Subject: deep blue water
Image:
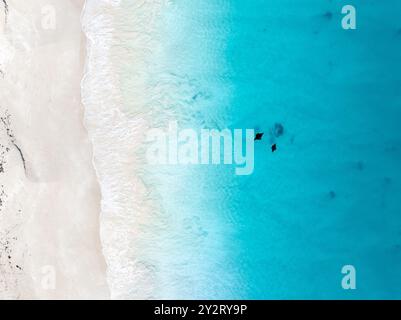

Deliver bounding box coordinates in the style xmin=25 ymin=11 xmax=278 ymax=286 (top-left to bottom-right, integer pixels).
xmin=221 ymin=0 xmax=401 ymax=299
xmin=133 ymin=0 xmax=401 ymax=299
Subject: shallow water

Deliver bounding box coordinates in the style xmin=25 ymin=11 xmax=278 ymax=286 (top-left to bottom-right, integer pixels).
xmin=84 ymin=0 xmax=401 ymax=299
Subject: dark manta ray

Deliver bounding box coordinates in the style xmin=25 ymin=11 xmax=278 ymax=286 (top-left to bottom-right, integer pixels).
xmin=255 ymin=132 xmax=264 ymax=141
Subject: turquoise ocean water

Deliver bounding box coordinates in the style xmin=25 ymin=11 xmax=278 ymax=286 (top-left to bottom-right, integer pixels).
xmin=91 ymin=0 xmax=401 ymax=299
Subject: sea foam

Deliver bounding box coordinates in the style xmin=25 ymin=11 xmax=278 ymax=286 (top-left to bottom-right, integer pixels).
xmin=82 ymin=0 xmax=240 ymax=299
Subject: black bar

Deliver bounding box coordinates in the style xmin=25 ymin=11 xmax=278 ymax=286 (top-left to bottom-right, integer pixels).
xmin=1 ymin=300 xmax=400 ymax=318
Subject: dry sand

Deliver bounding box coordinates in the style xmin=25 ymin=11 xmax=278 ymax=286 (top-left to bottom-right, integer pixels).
xmin=0 ymin=0 xmax=109 ymax=299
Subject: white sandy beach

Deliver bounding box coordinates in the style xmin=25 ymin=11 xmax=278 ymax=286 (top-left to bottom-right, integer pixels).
xmin=0 ymin=0 xmax=109 ymax=299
